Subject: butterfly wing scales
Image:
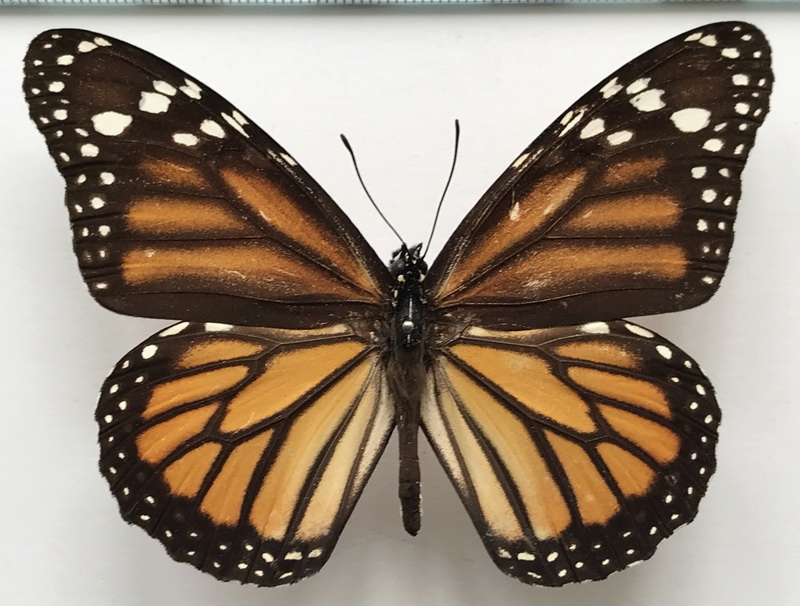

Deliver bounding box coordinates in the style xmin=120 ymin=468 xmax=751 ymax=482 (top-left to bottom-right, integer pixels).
xmin=428 ymin=22 xmax=772 ymax=330
xmin=98 ymin=322 xmax=394 ymax=585
xmin=23 ymin=30 xmax=390 ymax=329
xmin=423 ymin=320 xmax=718 ymax=585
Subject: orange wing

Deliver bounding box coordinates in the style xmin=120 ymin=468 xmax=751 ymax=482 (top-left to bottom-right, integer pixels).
xmin=97 ymin=321 xmax=393 ymax=586
xmin=23 ymin=30 xmax=390 ymax=328
xmin=428 ymin=22 xmax=772 ymax=330
xmin=422 ymin=320 xmax=718 ymax=585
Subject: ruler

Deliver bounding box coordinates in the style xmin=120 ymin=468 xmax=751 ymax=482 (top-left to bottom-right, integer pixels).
xmin=1 ymin=0 xmax=794 ymax=5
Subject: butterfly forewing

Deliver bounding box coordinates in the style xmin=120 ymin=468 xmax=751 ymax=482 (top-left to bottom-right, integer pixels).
xmin=428 ymin=22 xmax=772 ymax=330
xmin=423 ymin=321 xmax=718 ymax=585
xmin=97 ymin=321 xmax=394 ymax=586
xmin=23 ymin=30 xmax=391 ymax=329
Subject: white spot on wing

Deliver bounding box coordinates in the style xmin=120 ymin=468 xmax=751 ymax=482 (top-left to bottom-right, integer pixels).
xmin=180 ymin=78 xmax=202 ymax=99
xmin=607 ymin=130 xmax=633 ymax=146
xmin=200 ymin=119 xmax=226 ymax=138
xmin=141 ymin=344 xmax=158 ymax=359
xmin=630 ymin=89 xmax=665 ymax=112
xmin=139 ymin=92 xmax=171 ymax=114
xmin=696 ymin=384 xmax=707 ymax=396
xmin=699 ymin=35 xmax=717 ymax=47
xmin=559 ymin=108 xmax=586 ymax=136
xmin=57 ymin=54 xmax=74 ymax=65
xmin=581 ymin=322 xmax=610 ymax=334
xmin=579 ymin=118 xmax=605 ymax=139
xmin=222 ymin=112 xmax=249 ymax=138
xmin=92 ymin=111 xmax=133 ymax=136
xmin=670 ymin=108 xmax=711 ymax=133
xmin=173 ymin=133 xmax=199 ymax=147
xmin=80 ymin=143 xmax=99 ymax=157
xmin=656 ymin=345 xmax=673 ymax=360
xmin=626 ymin=78 xmax=650 ymax=95
xmin=160 ymin=322 xmax=189 ymax=337
xmin=151 ymin=80 xmax=177 ymax=97
xmin=625 ymin=323 xmax=654 ymax=338
xmin=78 ymin=40 xmax=97 ymax=53
xmin=511 ymin=152 xmax=529 ymax=169
xmin=599 ymin=77 xmax=622 ymax=99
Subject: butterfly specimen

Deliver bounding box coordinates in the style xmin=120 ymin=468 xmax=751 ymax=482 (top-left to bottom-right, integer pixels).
xmin=23 ymin=22 xmax=771 ymax=587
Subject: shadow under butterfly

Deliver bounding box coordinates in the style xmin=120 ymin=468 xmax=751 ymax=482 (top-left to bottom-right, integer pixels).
xmin=22 ymin=22 xmax=772 ymax=587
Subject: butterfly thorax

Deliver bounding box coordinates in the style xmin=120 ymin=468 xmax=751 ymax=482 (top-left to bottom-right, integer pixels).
xmin=389 ymin=243 xmax=428 ymax=350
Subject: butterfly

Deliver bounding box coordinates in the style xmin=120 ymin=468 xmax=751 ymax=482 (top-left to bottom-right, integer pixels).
xmin=23 ymin=22 xmax=771 ymax=587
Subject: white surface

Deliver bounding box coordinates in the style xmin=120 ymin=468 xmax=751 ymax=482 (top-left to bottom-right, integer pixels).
xmin=2 ymin=7 xmax=799 ymax=606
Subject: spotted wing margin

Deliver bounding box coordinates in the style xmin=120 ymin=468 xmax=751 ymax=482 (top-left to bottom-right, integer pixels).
xmin=23 ymin=30 xmax=390 ymax=329
xmin=428 ymin=22 xmax=772 ymax=330
xmin=422 ymin=321 xmax=718 ymax=586
xmin=96 ymin=321 xmax=394 ymax=586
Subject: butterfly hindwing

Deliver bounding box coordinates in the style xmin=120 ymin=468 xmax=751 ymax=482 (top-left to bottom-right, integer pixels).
xmin=423 ymin=320 xmax=718 ymax=586
xmin=428 ymin=22 xmax=772 ymax=330
xmin=23 ymin=30 xmax=390 ymax=329
xmin=97 ymin=321 xmax=394 ymax=586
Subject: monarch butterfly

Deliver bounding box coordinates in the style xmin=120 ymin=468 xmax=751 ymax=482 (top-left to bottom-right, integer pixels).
xmin=23 ymin=22 xmax=771 ymax=587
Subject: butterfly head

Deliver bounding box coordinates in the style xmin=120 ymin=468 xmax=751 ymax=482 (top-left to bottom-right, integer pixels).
xmin=389 ymin=243 xmax=428 ymax=286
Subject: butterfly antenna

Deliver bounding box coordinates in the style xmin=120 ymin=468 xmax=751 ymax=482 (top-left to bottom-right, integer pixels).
xmin=341 ymin=134 xmax=406 ymax=247
xmin=422 ymin=119 xmax=460 ymax=259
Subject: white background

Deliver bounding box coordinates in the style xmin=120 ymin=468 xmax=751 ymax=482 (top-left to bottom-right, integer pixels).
xmin=1 ymin=5 xmax=799 ymax=606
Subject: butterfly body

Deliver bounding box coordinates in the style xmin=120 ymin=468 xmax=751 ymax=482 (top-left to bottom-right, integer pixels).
xmin=387 ymin=243 xmax=428 ymax=534
xmin=24 ymin=23 xmax=772 ymax=587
